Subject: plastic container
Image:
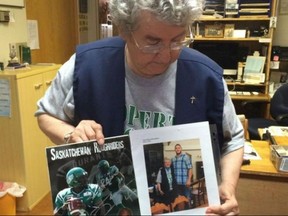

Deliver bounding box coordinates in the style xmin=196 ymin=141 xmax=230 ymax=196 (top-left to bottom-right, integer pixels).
xmin=0 ymin=182 xmax=26 ymax=215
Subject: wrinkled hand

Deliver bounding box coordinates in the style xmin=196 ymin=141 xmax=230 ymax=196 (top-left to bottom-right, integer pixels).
xmin=206 ymin=184 xmax=239 ymax=215
xmin=68 ymin=120 xmax=105 ymax=145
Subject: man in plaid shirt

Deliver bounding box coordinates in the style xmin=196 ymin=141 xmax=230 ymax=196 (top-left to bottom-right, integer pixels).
xmin=171 ymin=144 xmax=193 ymax=209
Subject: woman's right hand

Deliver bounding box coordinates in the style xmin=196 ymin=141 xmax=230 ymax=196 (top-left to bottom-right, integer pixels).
xmin=67 ymin=120 xmax=105 ymax=145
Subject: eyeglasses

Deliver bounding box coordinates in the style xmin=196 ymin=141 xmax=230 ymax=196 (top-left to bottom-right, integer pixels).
xmin=131 ymin=26 xmax=194 ymax=54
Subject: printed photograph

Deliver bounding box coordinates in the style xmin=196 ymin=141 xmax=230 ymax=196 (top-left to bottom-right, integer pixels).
xmin=46 ymin=135 xmax=140 ymax=215
xmin=144 ymin=139 xmax=207 ymax=215
xmin=130 ymin=122 xmax=221 ymax=215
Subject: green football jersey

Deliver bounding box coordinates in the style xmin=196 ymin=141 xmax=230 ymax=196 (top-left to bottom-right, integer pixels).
xmin=54 ymin=184 xmax=102 ymax=215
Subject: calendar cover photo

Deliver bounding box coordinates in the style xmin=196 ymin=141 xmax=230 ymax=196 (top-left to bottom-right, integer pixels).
xmin=46 ymin=135 xmax=140 ymax=215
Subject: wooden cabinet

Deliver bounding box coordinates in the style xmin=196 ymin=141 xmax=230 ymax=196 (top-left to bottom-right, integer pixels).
xmin=190 ymin=0 xmax=278 ymax=118
xmin=0 ymin=65 xmax=61 ymax=211
xmin=25 ymin=0 xmax=78 ymax=64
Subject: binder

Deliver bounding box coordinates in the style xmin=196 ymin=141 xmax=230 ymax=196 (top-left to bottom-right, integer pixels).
xmin=19 ymin=46 xmax=31 ymax=64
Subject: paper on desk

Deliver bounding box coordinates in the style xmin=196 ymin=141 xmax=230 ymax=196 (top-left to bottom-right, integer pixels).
xmin=268 ymin=126 xmax=288 ymax=136
xmin=244 ymin=141 xmax=261 ymax=160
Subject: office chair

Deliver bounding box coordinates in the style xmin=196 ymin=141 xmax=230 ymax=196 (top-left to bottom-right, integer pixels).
xmin=247 ymin=83 xmax=288 ymax=140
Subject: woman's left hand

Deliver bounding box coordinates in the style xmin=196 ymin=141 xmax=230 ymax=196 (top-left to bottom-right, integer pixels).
xmin=205 ymin=184 xmax=239 ymax=215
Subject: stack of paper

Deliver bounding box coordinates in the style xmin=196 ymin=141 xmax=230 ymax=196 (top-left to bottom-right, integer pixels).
xmin=243 ymin=55 xmax=266 ymax=83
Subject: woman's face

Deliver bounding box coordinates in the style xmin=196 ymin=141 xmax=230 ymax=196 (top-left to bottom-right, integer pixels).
xmin=123 ymin=11 xmax=187 ymax=78
xmin=164 ymin=159 xmax=171 ymax=168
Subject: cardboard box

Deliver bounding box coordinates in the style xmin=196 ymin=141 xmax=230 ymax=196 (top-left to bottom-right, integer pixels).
xmin=0 ymin=194 xmax=16 ymax=215
xmin=270 ymin=145 xmax=288 ymax=172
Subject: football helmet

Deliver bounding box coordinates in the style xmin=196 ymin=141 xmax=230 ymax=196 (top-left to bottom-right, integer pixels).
xmin=98 ymin=160 xmax=110 ymax=173
xmin=66 ymin=167 xmax=88 ymax=188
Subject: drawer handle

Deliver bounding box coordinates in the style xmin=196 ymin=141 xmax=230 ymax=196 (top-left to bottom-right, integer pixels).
xmin=46 ymin=81 xmax=52 ymax=86
xmin=34 ymin=83 xmax=43 ymax=89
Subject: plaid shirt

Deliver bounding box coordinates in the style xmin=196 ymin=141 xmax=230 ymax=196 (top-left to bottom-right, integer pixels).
xmin=171 ymin=153 xmax=192 ymax=185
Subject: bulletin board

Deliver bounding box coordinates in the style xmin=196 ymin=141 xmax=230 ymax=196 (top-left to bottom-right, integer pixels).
xmin=0 ymin=0 xmax=25 ymax=7
xmin=279 ymin=0 xmax=288 ymax=15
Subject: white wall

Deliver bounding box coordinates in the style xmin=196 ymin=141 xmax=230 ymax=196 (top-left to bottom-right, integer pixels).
xmin=0 ymin=1 xmax=99 ymax=68
xmin=78 ymin=0 xmax=100 ymax=44
xmin=273 ymin=0 xmax=288 ymax=46
xmin=0 ymin=7 xmax=27 ymax=66
xmin=273 ymin=14 xmax=288 ymax=46
xmin=271 ymin=2 xmax=288 ymax=85
xmin=87 ymin=0 xmax=100 ymax=43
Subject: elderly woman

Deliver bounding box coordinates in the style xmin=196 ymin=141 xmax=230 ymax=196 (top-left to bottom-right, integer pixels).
xmin=36 ymin=1 xmax=244 ymax=215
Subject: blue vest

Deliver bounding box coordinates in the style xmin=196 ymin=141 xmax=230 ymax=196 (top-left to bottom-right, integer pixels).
xmin=74 ymin=37 xmax=224 ymax=148
xmin=159 ymin=166 xmax=177 ymax=194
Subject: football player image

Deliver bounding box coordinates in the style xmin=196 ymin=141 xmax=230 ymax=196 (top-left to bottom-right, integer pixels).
xmin=95 ymin=160 xmax=138 ymax=213
xmin=117 ymin=207 xmax=133 ymax=216
xmin=54 ymin=167 xmax=105 ymax=216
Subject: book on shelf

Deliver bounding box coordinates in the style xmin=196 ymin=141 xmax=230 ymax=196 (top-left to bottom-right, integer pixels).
xmin=240 ymin=3 xmax=270 ymax=7
xmin=239 ymin=0 xmax=270 ymax=3
xmin=46 ymin=122 xmax=221 ymax=215
xmin=19 ymin=45 xmax=31 ymax=64
xmin=225 ymin=3 xmax=239 ymax=17
xmin=204 ymin=0 xmax=225 ymax=15
xmin=238 ymin=0 xmax=271 ymax=17
xmin=239 ymin=14 xmax=269 ymax=18
xmin=239 ymin=8 xmax=270 ymax=12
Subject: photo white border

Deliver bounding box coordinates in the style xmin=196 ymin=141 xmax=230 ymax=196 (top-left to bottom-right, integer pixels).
xmin=130 ymin=121 xmax=220 ymax=215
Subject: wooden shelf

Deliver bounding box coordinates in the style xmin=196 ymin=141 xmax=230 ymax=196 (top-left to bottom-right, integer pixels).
xmin=226 ymin=82 xmax=268 ymax=87
xmin=194 ymin=37 xmax=272 ymax=42
xmin=190 ymin=0 xmax=279 ymax=118
xmin=198 ymin=17 xmax=271 ymax=22
xmin=230 ymin=93 xmax=270 ymax=101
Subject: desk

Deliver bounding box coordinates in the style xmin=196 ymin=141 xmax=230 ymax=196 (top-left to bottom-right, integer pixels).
xmin=237 ymin=140 xmax=288 ymax=215
xmin=258 ymin=128 xmax=288 ymax=145
xmin=274 ymin=136 xmax=288 ymax=145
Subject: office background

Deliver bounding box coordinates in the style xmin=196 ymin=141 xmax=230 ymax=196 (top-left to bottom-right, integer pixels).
xmin=0 ymin=1 xmax=287 ymax=67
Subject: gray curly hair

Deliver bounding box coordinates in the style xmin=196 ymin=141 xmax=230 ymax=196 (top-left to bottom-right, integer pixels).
xmin=109 ymin=0 xmax=203 ymax=34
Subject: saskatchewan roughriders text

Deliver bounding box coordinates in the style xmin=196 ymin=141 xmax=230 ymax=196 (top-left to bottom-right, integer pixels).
xmin=49 ymin=140 xmax=125 ymax=161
